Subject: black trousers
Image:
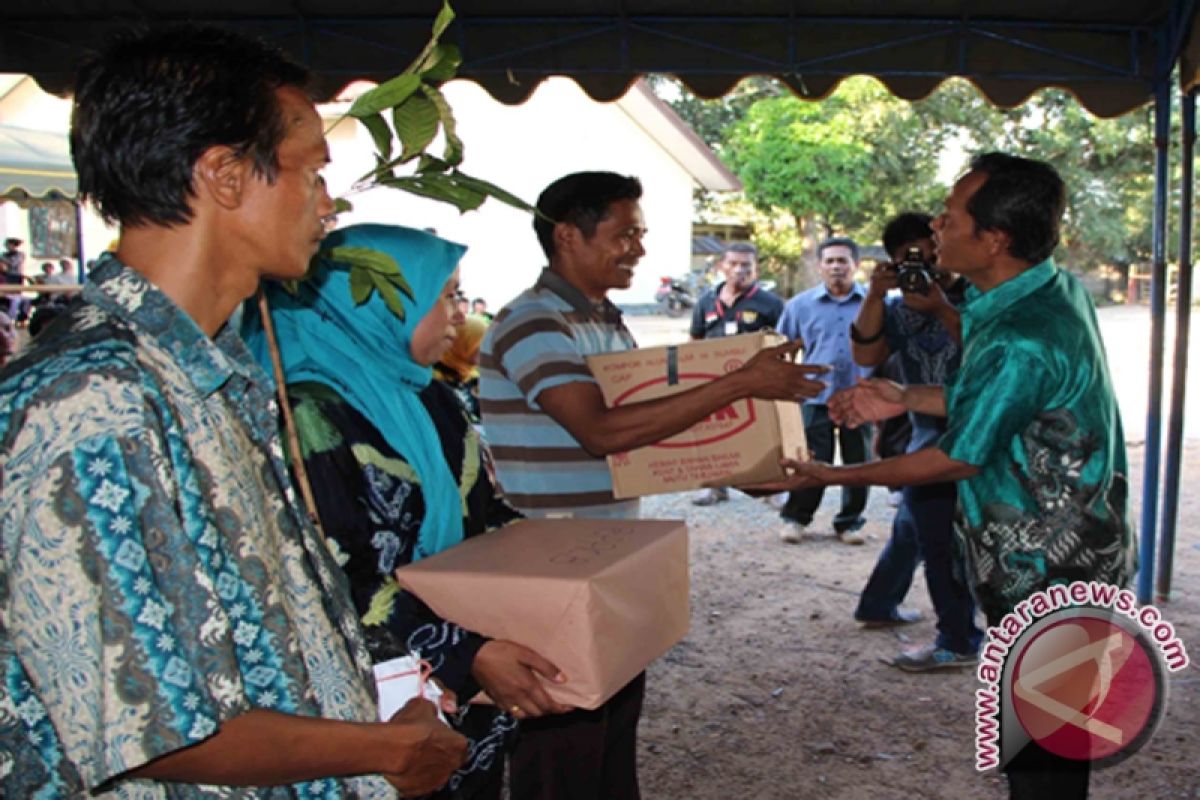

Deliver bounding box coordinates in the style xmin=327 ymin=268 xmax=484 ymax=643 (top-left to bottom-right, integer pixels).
xmin=781 ymin=404 xmax=871 ymax=532
xmin=509 ymin=672 xmax=645 ymax=800
xmin=982 ymin=609 xmax=1091 ymax=799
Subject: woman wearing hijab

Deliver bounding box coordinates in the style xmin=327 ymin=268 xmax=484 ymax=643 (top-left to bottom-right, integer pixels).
xmin=244 ymin=224 xmax=570 ymax=799
xmin=435 ymin=313 xmax=488 ymax=422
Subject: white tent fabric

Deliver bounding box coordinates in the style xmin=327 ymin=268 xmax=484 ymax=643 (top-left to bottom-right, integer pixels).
xmin=0 ymin=125 xmax=75 ymax=201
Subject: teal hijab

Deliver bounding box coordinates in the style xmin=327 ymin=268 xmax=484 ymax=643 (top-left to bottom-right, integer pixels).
xmin=244 ymin=223 xmax=467 ymax=561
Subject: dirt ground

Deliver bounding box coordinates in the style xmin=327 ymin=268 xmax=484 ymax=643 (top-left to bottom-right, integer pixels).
xmin=626 ymin=311 xmax=1200 ymax=800
xmin=635 ymin=444 xmax=1199 ymax=800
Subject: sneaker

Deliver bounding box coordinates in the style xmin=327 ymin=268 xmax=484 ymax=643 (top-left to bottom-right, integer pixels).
xmin=692 ymin=487 xmax=729 ymax=507
xmin=858 ymin=608 xmax=923 ymax=629
xmin=890 ymin=644 xmax=979 ymax=673
xmin=836 ymin=529 xmax=866 ymax=545
xmin=779 ymin=522 xmax=805 ymax=544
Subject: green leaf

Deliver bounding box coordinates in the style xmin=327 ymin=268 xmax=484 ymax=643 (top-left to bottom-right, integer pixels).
xmin=407 ymin=0 xmax=456 ymax=75
xmin=431 ymin=0 xmax=455 ymax=40
xmin=380 ymin=175 xmax=486 ymax=213
xmin=421 ymin=84 xmax=463 ymax=166
xmin=417 ymin=154 xmax=451 ymax=173
xmin=394 ymin=93 xmax=440 ymax=162
xmin=444 ymin=171 xmax=537 ymax=213
xmin=380 ymin=267 xmax=415 ymax=303
xmin=371 ymin=273 xmax=408 ymax=320
xmin=359 ymin=113 xmax=394 ymax=162
xmin=422 ymin=43 xmax=462 ymax=83
xmin=333 ymin=197 xmax=354 ymax=214
xmin=328 ymin=246 xmax=402 ymax=278
xmin=349 ymin=74 xmax=421 ymax=118
xmin=348 ymin=265 xmax=373 ymax=305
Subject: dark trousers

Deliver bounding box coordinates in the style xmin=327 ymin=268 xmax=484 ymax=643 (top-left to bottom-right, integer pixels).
xmin=509 ymin=672 xmax=644 ymax=800
xmin=1004 ymin=742 xmax=1091 ymax=800
xmin=980 ymin=609 xmax=1091 ymax=799
xmin=781 ymin=404 xmax=870 ymax=532
xmin=854 ymin=482 xmax=983 ymax=653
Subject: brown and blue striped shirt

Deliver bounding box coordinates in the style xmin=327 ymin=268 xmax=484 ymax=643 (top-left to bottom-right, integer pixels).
xmin=479 ymin=269 xmax=639 ymax=518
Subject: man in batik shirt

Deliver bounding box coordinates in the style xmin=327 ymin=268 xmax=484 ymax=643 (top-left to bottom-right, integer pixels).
xmin=756 ymin=153 xmax=1134 ymax=799
xmin=0 ymin=25 xmax=465 ymax=798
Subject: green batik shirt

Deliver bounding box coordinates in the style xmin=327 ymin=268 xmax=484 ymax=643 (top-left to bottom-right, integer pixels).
xmin=938 ymin=259 xmax=1136 ymax=620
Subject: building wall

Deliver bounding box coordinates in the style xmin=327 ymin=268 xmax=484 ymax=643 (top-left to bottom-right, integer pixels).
xmin=326 ymin=78 xmax=697 ymax=308
xmin=2 ymin=75 xmax=701 ymax=305
xmin=0 ymin=78 xmax=115 ymax=274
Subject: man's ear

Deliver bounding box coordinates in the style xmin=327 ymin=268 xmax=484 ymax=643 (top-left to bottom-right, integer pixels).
xmin=981 ymin=227 xmax=1011 ymax=258
xmin=193 ymin=145 xmax=247 ymax=210
xmin=553 ymin=221 xmax=579 ymax=254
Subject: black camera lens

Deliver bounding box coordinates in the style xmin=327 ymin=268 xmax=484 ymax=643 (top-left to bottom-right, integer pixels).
xmin=895 ymin=247 xmax=933 ymax=294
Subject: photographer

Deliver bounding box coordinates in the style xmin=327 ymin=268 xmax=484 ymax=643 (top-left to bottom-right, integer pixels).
xmin=848 ymin=213 xmax=982 ymax=670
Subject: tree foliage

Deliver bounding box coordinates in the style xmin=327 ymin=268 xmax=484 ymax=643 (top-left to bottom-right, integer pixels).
xmin=655 ymin=73 xmax=1190 ymax=290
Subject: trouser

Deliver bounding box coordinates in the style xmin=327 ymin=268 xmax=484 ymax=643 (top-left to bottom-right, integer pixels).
xmin=980 ymin=607 xmax=1091 ymax=799
xmin=1004 ymin=741 xmax=1091 ymax=799
xmin=854 ymin=483 xmax=983 ymax=653
xmin=781 ymin=404 xmax=870 ymax=532
xmin=509 ymin=672 xmax=645 ymax=800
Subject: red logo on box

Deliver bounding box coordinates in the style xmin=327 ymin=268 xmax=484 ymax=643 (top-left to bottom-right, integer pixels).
xmin=613 ymin=373 xmax=757 ymax=448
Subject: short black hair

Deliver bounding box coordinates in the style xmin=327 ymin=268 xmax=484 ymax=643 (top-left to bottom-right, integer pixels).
xmin=966 ymin=152 xmax=1065 ymax=264
xmin=882 ymin=213 xmax=934 ymax=261
xmin=817 ymin=236 xmax=859 ymax=262
xmin=4 ymin=238 xmax=20 ymax=247
xmin=71 ymin=25 xmax=310 ymax=228
xmin=533 ymin=172 xmax=643 ymax=259
xmin=723 ymin=242 xmax=758 ymax=260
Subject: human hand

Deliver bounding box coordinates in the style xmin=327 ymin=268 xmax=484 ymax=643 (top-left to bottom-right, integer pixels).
xmin=738 ymin=340 xmax=829 ymax=401
xmin=471 ymin=640 xmax=574 ymax=719
xmin=828 ymin=378 xmax=907 ymax=428
xmin=867 ymin=262 xmax=898 ymax=299
xmin=901 ymin=278 xmax=950 ymax=315
xmin=739 ymin=451 xmax=837 ymax=493
xmin=381 ymin=698 xmax=468 ymax=796
xmin=429 ymin=678 xmax=458 ymax=717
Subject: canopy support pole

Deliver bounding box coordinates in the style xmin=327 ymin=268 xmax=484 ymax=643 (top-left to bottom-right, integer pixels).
xmin=1157 ymin=87 xmax=1196 ymax=603
xmin=73 ymin=200 xmax=85 ymax=282
xmin=1138 ymin=74 xmax=1171 ymax=605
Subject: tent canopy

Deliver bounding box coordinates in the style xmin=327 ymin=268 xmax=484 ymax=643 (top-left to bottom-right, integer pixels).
xmin=1 ymin=2 xmax=1197 ymax=118
xmin=0 ymin=125 xmax=75 ymax=201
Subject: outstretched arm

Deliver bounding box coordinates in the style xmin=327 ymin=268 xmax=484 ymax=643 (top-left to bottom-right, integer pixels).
xmin=124 ymin=704 xmax=466 ymax=796
xmin=743 ymin=446 xmax=977 ymax=495
xmin=829 ymin=378 xmax=946 ymax=429
xmin=537 ymin=340 xmax=828 ymax=456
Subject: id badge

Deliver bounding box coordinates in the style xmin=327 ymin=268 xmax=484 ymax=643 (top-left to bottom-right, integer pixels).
xmin=724 ymin=320 xmax=738 ymax=336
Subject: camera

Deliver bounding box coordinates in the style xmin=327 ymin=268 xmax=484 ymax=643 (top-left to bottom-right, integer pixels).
xmin=894 ymin=246 xmax=935 ymax=295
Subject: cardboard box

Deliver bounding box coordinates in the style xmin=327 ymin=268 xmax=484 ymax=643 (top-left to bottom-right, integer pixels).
xmin=586 ymin=331 xmax=807 ymax=499
xmin=395 ymin=518 xmax=689 ymax=710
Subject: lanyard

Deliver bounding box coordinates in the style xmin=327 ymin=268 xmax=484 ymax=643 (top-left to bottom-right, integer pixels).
xmin=714 ymin=283 xmax=758 ymax=318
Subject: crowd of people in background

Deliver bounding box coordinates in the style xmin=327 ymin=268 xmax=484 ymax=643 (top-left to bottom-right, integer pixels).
xmin=0 ymin=21 xmax=1134 ymax=800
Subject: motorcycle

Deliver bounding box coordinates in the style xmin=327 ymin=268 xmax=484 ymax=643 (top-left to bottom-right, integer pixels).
xmin=654 ymin=275 xmax=695 ymax=317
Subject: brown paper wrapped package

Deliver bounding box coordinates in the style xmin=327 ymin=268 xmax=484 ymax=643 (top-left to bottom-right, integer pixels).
xmin=586 ymin=331 xmax=807 ymax=499
xmin=394 ymin=518 xmax=689 ymax=710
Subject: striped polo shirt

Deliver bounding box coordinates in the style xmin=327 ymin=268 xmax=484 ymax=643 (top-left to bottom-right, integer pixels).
xmin=479 ymin=268 xmax=640 ymax=518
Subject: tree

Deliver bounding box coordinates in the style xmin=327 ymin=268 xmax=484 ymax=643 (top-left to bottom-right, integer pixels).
xmin=655 ymin=72 xmax=1190 ymax=298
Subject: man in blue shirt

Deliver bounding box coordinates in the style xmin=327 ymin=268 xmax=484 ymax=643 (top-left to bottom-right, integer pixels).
xmin=689 ymin=242 xmax=784 ymax=506
xmin=776 ymin=237 xmax=874 ymax=545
